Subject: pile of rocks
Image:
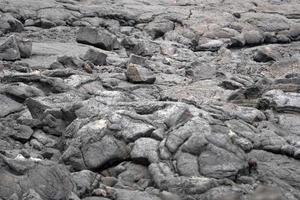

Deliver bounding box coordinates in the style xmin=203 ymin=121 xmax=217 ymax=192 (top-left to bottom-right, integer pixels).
xmin=1 ymin=0 xmax=300 ymax=200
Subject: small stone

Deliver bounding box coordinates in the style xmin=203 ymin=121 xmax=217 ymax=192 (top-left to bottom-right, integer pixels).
xmin=84 ymin=63 xmax=93 ymax=74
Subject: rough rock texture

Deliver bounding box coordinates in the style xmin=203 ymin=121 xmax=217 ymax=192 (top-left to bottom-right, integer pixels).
xmin=0 ymin=0 xmax=300 ymax=200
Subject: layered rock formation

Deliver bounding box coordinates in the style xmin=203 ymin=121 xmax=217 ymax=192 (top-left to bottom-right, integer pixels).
xmin=1 ymin=0 xmax=300 ymax=200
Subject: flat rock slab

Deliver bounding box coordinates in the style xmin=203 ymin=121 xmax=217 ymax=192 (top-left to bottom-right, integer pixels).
xmin=161 ymin=80 xmax=233 ymax=105
xmin=0 ymin=94 xmax=23 ymax=117
xmin=18 ymin=42 xmax=110 ymax=68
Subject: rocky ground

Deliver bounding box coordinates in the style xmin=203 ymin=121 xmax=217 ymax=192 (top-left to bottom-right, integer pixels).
xmin=1 ymin=0 xmax=300 ymax=199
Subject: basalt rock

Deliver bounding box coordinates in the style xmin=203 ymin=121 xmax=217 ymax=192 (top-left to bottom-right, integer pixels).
xmin=1 ymin=0 xmax=300 ymax=199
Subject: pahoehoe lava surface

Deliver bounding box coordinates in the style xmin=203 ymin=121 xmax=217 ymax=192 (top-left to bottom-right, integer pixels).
xmin=1 ymin=0 xmax=300 ymax=199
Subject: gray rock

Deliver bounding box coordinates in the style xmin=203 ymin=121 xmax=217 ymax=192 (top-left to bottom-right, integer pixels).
xmin=113 ymin=189 xmax=161 ymax=200
xmin=71 ymin=170 xmax=98 ymax=197
xmin=251 ymin=186 xmax=285 ymax=200
xmin=81 ymin=48 xmax=107 ymax=66
xmin=0 ymin=94 xmax=23 ymax=117
xmin=61 ymin=145 xmax=87 ymax=171
xmin=196 ymin=39 xmax=224 ymax=52
xmin=125 ymin=63 xmax=156 ymax=84
xmin=253 ymin=46 xmax=282 ymax=62
xmin=199 ymin=186 xmax=243 ymax=200
xmin=160 ymin=191 xmax=181 ymax=200
xmin=129 ymin=54 xmax=147 ymax=66
xmin=0 ymin=14 xmax=23 ymax=34
xmin=198 ymin=144 xmax=246 ymax=179
xmin=57 ymin=56 xmax=84 ymax=69
xmin=76 ymin=27 xmax=119 ymax=51
xmin=243 ymin=31 xmax=264 ymax=45
xmin=166 ymin=117 xmax=207 ymax=153
xmin=263 ymin=90 xmax=300 ymax=113
xmin=2 ymin=83 xmax=45 ymax=101
xmin=176 ymin=152 xmax=200 ymax=177
xmin=82 ymin=197 xmax=110 ymax=200
xmin=8 ymin=124 xmax=33 ymax=142
xmin=0 ymin=35 xmax=20 ymax=61
xmin=82 ymin=135 xmax=129 ymax=169
xmin=230 ymin=34 xmax=246 ymax=47
xmin=17 ymin=37 xmax=32 ymax=58
xmin=145 ymin=19 xmax=174 ymax=39
xmin=131 ymin=137 xmax=160 ymax=163
xmin=132 ymin=41 xmax=159 ymax=56
xmin=116 ymin=162 xmax=151 ymax=189
xmin=0 ymin=35 xmax=32 ymax=61
xmin=149 ymin=162 xmax=220 ymax=195
xmin=249 ymin=150 xmax=300 ymax=199
xmin=22 ymin=189 xmax=43 ymax=200
xmin=0 ymin=155 xmax=75 ymax=200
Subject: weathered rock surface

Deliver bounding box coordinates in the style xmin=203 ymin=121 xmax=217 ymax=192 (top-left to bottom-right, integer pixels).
xmin=76 ymin=27 xmax=119 ymax=51
xmin=1 ymin=0 xmax=300 ymax=199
